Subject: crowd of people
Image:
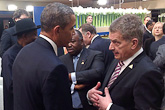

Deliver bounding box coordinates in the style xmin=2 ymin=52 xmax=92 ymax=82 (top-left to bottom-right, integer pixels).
xmin=0 ymin=2 xmax=164 ymax=110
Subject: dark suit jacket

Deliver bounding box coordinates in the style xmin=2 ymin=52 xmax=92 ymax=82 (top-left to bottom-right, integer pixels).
xmin=100 ymin=52 xmax=164 ymax=110
xmin=13 ymin=37 xmax=73 ymax=110
xmin=0 ymin=26 xmax=17 ymax=57
xmin=60 ymin=48 xmax=104 ymax=110
xmin=89 ymin=36 xmax=114 ymax=78
xmin=2 ymin=42 xmax=22 ymax=110
xmin=143 ymin=30 xmax=154 ymax=45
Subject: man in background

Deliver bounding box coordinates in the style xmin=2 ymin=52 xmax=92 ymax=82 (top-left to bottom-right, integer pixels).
xmin=13 ymin=2 xmax=75 ymax=110
xmin=2 ymin=18 xmax=39 ymax=110
xmin=60 ymin=30 xmax=104 ymax=110
xmin=0 ymin=9 xmax=30 ymax=57
xmin=143 ymin=16 xmax=151 ymax=32
xmin=79 ymin=24 xmax=114 ymax=77
xmin=88 ymin=14 xmax=164 ymax=110
xmin=143 ymin=20 xmax=155 ymax=44
xmin=86 ymin=15 xmax=96 ymax=30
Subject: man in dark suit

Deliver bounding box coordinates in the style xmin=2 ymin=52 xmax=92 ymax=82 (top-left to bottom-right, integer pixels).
xmin=87 ymin=14 xmax=164 ymax=110
xmin=2 ymin=18 xmax=39 ymax=110
xmin=0 ymin=9 xmax=30 ymax=57
xmin=143 ymin=20 xmax=155 ymax=44
xmin=13 ymin=2 xmax=76 ymax=110
xmin=60 ymin=30 xmax=104 ymax=110
xmin=79 ymin=23 xmax=114 ymax=76
xmin=143 ymin=16 xmax=151 ymax=32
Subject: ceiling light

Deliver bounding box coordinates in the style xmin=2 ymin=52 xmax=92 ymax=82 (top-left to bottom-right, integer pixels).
xmin=26 ymin=5 xmax=34 ymax=11
xmin=8 ymin=4 xmax=17 ymax=11
xmin=69 ymin=0 xmax=72 ymax=1
xmin=26 ymin=5 xmax=34 ymax=12
xmin=97 ymin=0 xmax=107 ymax=5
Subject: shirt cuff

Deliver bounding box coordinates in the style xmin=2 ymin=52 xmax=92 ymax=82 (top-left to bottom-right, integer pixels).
xmin=86 ymin=91 xmax=93 ymax=105
xmin=106 ymin=103 xmax=113 ymax=110
xmin=71 ymin=72 xmax=77 ymax=84
xmin=70 ymin=83 xmax=75 ymax=94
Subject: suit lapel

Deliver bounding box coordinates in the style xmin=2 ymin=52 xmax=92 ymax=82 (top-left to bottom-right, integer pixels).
xmin=65 ymin=54 xmax=74 ymax=73
xmin=109 ymin=52 xmax=146 ymax=90
xmin=76 ymin=48 xmax=88 ymax=71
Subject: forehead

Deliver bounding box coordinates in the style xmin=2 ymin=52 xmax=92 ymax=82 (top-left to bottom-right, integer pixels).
xmin=154 ymin=23 xmax=163 ymax=27
xmin=87 ymin=16 xmax=92 ymax=19
xmin=145 ymin=17 xmax=151 ymax=21
xmin=109 ymin=32 xmax=123 ymax=40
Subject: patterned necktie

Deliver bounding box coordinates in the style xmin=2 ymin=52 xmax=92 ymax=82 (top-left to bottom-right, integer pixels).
xmin=72 ymin=56 xmax=83 ymax=108
xmin=107 ymin=61 xmax=124 ymax=88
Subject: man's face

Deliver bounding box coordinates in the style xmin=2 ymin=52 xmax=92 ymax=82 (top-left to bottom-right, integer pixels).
xmin=15 ymin=14 xmax=30 ymax=22
xmin=67 ymin=31 xmax=83 ymax=56
xmin=153 ymin=23 xmax=163 ymax=37
xmin=59 ymin=14 xmax=76 ymax=47
xmin=86 ymin=16 xmax=93 ymax=24
xmin=79 ymin=28 xmax=91 ymax=46
xmin=148 ymin=22 xmax=155 ymax=31
xmin=144 ymin=17 xmax=151 ymax=25
xmin=109 ymin=32 xmax=134 ymax=61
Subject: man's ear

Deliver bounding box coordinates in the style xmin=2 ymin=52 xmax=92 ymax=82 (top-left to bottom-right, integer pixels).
xmin=86 ymin=31 xmax=91 ymax=38
xmin=131 ymin=38 xmax=138 ymax=49
xmin=53 ymin=25 xmax=60 ymax=36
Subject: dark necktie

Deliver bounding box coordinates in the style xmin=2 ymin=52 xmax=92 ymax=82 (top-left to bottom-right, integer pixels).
xmin=107 ymin=61 xmax=124 ymax=88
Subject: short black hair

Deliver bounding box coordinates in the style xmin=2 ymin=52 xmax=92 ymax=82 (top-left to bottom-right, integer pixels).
xmin=146 ymin=20 xmax=154 ymax=28
xmin=41 ymin=2 xmax=75 ymax=32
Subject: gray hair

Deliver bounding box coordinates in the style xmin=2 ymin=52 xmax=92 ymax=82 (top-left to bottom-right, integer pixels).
xmin=40 ymin=2 xmax=75 ymax=32
xmin=13 ymin=9 xmax=30 ymax=22
xmin=109 ymin=14 xmax=144 ymax=47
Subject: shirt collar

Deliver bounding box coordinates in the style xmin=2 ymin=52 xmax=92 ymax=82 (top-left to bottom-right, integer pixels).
xmin=91 ymin=34 xmax=99 ymax=44
xmin=146 ymin=28 xmax=151 ymax=33
xmin=39 ymin=34 xmax=58 ymax=55
xmin=122 ymin=48 xmax=143 ymax=67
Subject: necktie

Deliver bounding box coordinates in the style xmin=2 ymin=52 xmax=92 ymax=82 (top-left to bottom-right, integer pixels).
xmin=107 ymin=61 xmax=124 ymax=88
xmin=72 ymin=56 xmax=83 ymax=108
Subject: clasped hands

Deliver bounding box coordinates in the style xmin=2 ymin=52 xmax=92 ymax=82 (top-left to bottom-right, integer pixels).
xmin=87 ymin=82 xmax=113 ymax=110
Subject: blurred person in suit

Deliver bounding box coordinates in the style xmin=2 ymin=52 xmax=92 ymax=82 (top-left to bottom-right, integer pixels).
xmin=0 ymin=9 xmax=30 ymax=57
xmin=60 ymin=30 xmax=104 ymax=110
xmin=79 ymin=23 xmax=114 ymax=77
xmin=143 ymin=20 xmax=155 ymax=45
xmin=87 ymin=14 xmax=164 ymax=110
xmin=86 ymin=15 xmax=96 ymax=30
xmin=2 ymin=18 xmax=39 ymax=110
xmin=148 ymin=22 xmax=164 ymax=60
xmin=12 ymin=2 xmax=76 ymax=110
xmin=153 ymin=23 xmax=165 ymax=110
xmin=143 ymin=16 xmax=151 ymax=32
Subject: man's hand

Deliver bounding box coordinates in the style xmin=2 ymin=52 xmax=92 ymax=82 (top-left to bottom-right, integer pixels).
xmin=74 ymin=84 xmax=88 ymax=90
xmin=69 ymin=73 xmax=71 ymax=81
xmin=96 ymin=87 xmax=112 ymax=110
xmin=87 ymin=82 xmax=103 ymax=107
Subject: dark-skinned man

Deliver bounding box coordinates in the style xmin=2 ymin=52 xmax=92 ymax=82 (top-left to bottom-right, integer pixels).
xmin=60 ymin=30 xmax=104 ymax=110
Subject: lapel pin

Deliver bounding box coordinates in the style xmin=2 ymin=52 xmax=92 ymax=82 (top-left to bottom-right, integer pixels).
xmin=129 ymin=64 xmax=133 ymax=69
xmin=81 ymin=60 xmax=84 ymax=64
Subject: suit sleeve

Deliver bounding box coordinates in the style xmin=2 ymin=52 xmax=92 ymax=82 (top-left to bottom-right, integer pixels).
xmin=76 ymin=52 xmax=105 ymax=84
xmin=133 ymin=70 xmax=164 ymax=110
xmin=153 ymin=45 xmax=165 ymax=68
xmin=1 ymin=54 xmax=13 ymax=90
xmin=41 ymin=64 xmax=73 ymax=110
xmin=0 ymin=30 xmax=11 ymax=57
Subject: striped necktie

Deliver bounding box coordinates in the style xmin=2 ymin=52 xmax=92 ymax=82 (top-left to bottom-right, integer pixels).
xmin=107 ymin=61 xmax=124 ymax=88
